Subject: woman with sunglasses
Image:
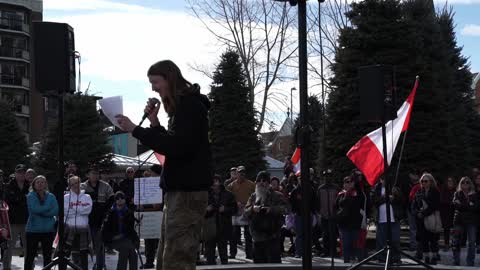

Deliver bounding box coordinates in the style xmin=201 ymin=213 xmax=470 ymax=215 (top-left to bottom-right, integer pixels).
xmin=334 ymin=176 xmax=363 ymax=263
xmin=412 ymin=173 xmax=441 ymax=265
xmin=451 ymin=176 xmax=479 ymax=266
xmin=102 ymin=191 xmax=139 ymax=270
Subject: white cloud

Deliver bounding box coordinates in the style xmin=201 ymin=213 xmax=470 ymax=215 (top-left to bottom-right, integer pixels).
xmin=45 ymin=1 xmax=221 ymax=100
xmin=44 ymin=0 xmax=148 ymax=12
xmin=461 ymin=24 xmax=480 ymax=36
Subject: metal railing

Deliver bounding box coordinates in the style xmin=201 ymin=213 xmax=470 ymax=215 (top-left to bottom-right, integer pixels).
xmin=0 ymin=46 xmax=30 ymax=60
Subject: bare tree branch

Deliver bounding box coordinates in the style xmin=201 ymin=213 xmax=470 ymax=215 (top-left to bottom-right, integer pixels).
xmin=187 ymin=0 xmax=297 ymax=132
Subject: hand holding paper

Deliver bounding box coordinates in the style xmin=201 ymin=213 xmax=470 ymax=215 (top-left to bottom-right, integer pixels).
xmin=98 ymin=96 xmax=123 ymax=128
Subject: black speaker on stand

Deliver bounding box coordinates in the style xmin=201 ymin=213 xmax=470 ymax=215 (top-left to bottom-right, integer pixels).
xmin=33 ymin=21 xmax=82 ymax=270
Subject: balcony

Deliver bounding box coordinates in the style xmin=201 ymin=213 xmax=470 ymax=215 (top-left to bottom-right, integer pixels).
xmin=0 ymin=47 xmax=30 ymax=61
xmin=0 ymin=18 xmax=29 ymax=34
xmin=0 ymin=74 xmax=30 ymax=88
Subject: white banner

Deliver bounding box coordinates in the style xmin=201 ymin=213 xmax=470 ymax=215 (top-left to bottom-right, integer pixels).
xmin=134 ymin=177 xmax=162 ymax=205
xmin=135 ymin=211 xmax=162 ymax=239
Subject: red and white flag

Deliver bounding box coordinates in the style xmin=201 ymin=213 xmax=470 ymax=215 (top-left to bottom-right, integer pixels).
xmin=291 ymin=147 xmax=301 ymax=176
xmin=347 ymin=77 xmax=419 ymax=186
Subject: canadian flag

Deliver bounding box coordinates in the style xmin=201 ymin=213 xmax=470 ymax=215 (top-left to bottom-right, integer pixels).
xmin=291 ymin=147 xmax=301 ymax=176
xmin=347 ymin=77 xmax=419 ymax=186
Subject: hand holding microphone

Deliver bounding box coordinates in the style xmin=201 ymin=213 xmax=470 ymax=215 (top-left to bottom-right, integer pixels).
xmin=116 ymin=97 xmax=161 ymax=132
xmin=141 ymin=97 xmax=161 ymax=126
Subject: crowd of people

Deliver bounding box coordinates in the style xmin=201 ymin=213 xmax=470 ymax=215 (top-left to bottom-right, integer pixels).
xmin=1 ymin=160 xmax=480 ymax=269
xmin=0 ymin=161 xmax=165 ymax=270
xmin=197 ymin=164 xmax=480 ymax=267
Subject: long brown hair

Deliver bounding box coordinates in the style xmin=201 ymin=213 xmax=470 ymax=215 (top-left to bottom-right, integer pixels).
xmin=147 ymin=60 xmax=193 ymax=116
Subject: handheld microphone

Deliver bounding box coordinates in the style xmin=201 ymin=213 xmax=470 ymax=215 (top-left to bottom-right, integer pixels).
xmin=139 ymin=97 xmax=160 ymax=126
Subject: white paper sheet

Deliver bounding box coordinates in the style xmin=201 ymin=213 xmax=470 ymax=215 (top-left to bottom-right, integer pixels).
xmin=99 ymin=96 xmax=123 ymax=128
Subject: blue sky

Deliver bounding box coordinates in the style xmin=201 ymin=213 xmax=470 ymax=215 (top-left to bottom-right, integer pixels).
xmin=43 ymin=0 xmax=480 ymax=129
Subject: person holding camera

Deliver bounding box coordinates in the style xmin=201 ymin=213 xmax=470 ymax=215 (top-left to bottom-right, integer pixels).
xmin=204 ymin=175 xmax=237 ymax=265
xmin=101 ymin=191 xmax=139 ymax=270
xmin=244 ymin=171 xmax=290 ymax=263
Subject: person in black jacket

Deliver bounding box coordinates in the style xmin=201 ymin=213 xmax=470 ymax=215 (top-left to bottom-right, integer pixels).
xmin=289 ymin=172 xmax=316 ymax=258
xmin=412 ymin=173 xmax=441 ymax=265
xmin=118 ymin=167 xmax=135 ymax=206
xmin=451 ymin=176 xmax=479 ymax=266
xmin=334 ymin=176 xmax=363 ymax=263
xmin=115 ymin=60 xmax=212 ymax=270
xmin=102 ymin=191 xmax=139 ymax=270
xmin=3 ymin=164 xmax=30 ymax=269
xmin=204 ymin=175 xmax=237 ymax=265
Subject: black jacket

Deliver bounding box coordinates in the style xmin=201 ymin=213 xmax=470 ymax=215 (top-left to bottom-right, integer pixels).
xmin=101 ymin=206 xmax=139 ymax=246
xmin=452 ymin=191 xmax=480 ymax=226
xmin=412 ymin=187 xmax=440 ymax=219
xmin=205 ymin=187 xmax=237 ymax=239
xmin=5 ymin=180 xmax=29 ymax=224
xmin=289 ymin=184 xmax=317 ymax=216
xmin=118 ymin=178 xmax=135 ymax=205
xmin=132 ymin=89 xmax=213 ymax=192
xmin=334 ymin=189 xmax=363 ymax=230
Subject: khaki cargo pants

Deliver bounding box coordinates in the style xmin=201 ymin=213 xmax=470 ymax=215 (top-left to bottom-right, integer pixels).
xmin=156 ymin=191 xmax=207 ymax=270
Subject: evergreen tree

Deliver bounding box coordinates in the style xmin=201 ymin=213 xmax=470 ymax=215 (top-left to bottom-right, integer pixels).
xmin=292 ymin=96 xmax=324 ymax=177
xmin=324 ymin=0 xmax=462 ymax=182
xmin=326 ymin=0 xmax=413 ymax=181
xmin=0 ymin=100 xmax=29 ymax=174
xmin=436 ymin=8 xmax=479 ymax=175
xmin=35 ymin=93 xmax=113 ymax=183
xmin=209 ymin=50 xmax=266 ymax=179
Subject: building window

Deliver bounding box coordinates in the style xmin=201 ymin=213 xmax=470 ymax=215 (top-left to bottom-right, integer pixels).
xmin=0 ymin=62 xmax=28 ymax=85
xmin=0 ymin=10 xmax=26 ymax=31
xmin=0 ymin=87 xmax=29 ymax=112
xmin=0 ymin=34 xmax=28 ymax=58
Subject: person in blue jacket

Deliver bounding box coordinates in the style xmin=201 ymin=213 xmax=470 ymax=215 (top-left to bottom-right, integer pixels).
xmin=24 ymin=175 xmax=59 ymax=270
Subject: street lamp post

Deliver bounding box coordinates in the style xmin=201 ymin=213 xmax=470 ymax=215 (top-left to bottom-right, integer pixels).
xmin=274 ymin=0 xmax=312 ymax=269
xmin=290 ymin=87 xmax=296 ymax=119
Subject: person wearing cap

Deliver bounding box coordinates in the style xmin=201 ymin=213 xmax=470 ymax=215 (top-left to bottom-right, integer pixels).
xmin=226 ymin=166 xmax=255 ymax=259
xmin=224 ymin=167 xmax=238 ymax=187
xmin=119 ymin=167 xmax=136 ymax=206
xmin=25 ymin=168 xmax=37 ymax=185
xmin=334 ymin=176 xmax=364 ymax=263
xmin=244 ymin=171 xmax=290 ymax=263
xmin=3 ymin=164 xmax=30 ymax=269
xmin=101 ymin=191 xmax=139 ymax=270
xmin=80 ymin=165 xmax=114 ymax=270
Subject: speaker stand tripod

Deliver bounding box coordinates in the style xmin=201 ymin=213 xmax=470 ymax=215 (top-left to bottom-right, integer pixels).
xmin=43 ymin=93 xmax=82 ymax=270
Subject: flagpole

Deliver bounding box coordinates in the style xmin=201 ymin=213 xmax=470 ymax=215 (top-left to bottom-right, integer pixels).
xmin=393 ymin=130 xmax=408 ymax=187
